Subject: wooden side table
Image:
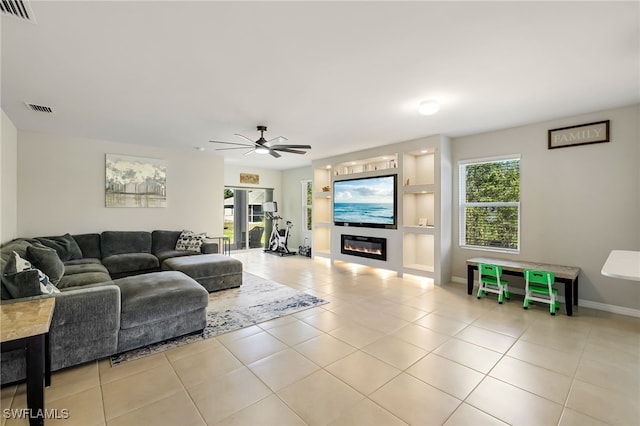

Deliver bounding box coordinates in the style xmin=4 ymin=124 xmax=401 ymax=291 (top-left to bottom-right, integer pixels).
xmin=1 ymin=297 xmax=55 ymax=426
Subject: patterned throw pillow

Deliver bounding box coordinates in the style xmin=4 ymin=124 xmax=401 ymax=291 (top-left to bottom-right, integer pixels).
xmin=175 ymin=230 xmax=206 ymax=253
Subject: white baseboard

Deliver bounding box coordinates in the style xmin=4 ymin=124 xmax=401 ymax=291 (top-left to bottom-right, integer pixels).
xmin=451 ymin=276 xmax=640 ymax=318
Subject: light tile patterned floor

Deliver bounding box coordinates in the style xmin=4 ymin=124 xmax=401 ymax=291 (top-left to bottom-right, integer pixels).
xmin=2 ymin=252 xmax=639 ymax=425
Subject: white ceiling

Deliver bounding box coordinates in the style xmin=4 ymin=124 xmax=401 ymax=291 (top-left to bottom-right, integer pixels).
xmin=2 ymin=1 xmax=639 ymax=170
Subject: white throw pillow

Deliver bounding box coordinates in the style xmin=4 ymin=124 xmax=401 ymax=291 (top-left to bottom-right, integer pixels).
xmin=175 ymin=230 xmax=206 ymax=253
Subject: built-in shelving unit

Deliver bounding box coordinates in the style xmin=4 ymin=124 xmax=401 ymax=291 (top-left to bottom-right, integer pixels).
xmin=312 ymin=166 xmax=332 ymax=259
xmin=334 ymin=154 xmax=398 ymax=176
xmin=311 ymin=135 xmax=451 ymax=284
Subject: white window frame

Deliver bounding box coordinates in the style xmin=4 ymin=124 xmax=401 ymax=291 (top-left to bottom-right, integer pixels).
xmin=301 ymin=180 xmax=313 ymax=242
xmin=459 ymin=155 xmax=521 ymax=253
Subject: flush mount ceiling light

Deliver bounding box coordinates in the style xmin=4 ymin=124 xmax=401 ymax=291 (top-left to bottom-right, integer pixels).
xmin=418 ymin=100 xmax=440 ymax=116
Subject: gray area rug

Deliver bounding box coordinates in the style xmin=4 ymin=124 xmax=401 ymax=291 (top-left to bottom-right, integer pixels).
xmin=110 ymin=272 xmax=327 ymax=365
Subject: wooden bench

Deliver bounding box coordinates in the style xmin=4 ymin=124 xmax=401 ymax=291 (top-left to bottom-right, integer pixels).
xmin=466 ymin=257 xmax=581 ymax=316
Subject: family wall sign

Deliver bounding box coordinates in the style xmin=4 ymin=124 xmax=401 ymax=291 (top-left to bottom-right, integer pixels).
xmin=548 ymin=120 xmax=610 ymax=149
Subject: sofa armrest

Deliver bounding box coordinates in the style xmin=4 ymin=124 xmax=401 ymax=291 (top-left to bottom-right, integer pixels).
xmin=201 ymin=242 xmax=219 ymax=254
xmin=1 ymin=284 xmax=121 ymax=378
xmin=49 ymin=284 xmax=121 ymax=370
xmin=52 ymin=284 xmax=120 ymax=327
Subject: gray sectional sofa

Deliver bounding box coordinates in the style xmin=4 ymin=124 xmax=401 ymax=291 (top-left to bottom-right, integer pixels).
xmin=0 ymin=230 xmax=242 ymax=385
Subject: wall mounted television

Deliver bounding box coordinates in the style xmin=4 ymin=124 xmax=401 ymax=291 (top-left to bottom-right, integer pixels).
xmin=333 ymin=174 xmax=397 ymax=229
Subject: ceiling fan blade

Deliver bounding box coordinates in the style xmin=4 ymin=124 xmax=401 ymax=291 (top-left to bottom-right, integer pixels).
xmin=266 ymin=136 xmax=288 ymax=144
xmin=276 ymin=144 xmax=311 ymax=150
xmin=215 ymin=147 xmax=252 ymax=151
xmin=234 ymin=134 xmax=258 ymax=145
xmin=209 ymin=140 xmax=252 ymax=147
xmin=215 ymin=127 xmax=301 ymax=159
xmin=273 ymin=148 xmax=307 ymax=155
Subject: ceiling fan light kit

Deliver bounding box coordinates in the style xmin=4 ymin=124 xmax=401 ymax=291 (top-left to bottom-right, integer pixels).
xmin=418 ymin=100 xmax=440 ymax=116
xmin=210 ymin=125 xmax=311 ymax=158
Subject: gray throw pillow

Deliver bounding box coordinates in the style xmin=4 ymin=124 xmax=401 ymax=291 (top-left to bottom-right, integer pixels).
xmin=27 ymin=244 xmax=65 ymax=285
xmin=2 ymin=269 xmax=41 ymax=299
xmin=2 ymin=251 xmax=60 ymax=298
xmin=35 ymin=233 xmax=83 ymax=261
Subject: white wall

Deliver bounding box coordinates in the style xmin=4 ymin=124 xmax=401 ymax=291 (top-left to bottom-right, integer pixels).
xmin=282 ymin=166 xmax=313 ymax=249
xmin=223 ymin=164 xmax=282 ymax=188
xmin=451 ymin=104 xmax=640 ymax=312
xmin=1 ymin=110 xmax=18 ymax=243
xmin=223 ymin=164 xmax=282 ymax=204
xmin=17 ymin=131 xmax=225 ymax=237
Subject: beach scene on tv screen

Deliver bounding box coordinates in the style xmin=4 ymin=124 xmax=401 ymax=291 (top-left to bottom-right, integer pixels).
xmin=334 ymin=176 xmax=395 ymax=224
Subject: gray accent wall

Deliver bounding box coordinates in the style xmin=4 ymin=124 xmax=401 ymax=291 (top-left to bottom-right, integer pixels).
xmin=451 ymin=104 xmax=640 ymax=312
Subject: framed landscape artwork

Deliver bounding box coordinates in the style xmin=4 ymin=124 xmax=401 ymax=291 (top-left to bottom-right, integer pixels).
xmin=240 ymin=173 xmax=259 ymax=185
xmin=105 ymin=154 xmax=167 ymax=207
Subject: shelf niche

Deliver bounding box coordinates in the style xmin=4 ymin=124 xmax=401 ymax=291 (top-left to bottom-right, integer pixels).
xmin=334 ymin=154 xmax=398 ymax=177
xmin=313 ymin=226 xmax=331 ymax=256
xmin=403 ymin=233 xmax=434 ymax=272
xmin=313 ymin=167 xmax=332 ymax=192
xmin=403 ymin=151 xmax=434 ymax=186
xmin=313 ymin=196 xmax=331 ymax=224
xmin=403 ymin=191 xmax=435 ymax=228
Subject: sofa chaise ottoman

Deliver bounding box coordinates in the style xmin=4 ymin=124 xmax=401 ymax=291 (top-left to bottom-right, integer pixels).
xmin=162 ymin=254 xmax=242 ymax=292
xmin=113 ymin=271 xmax=209 ymax=353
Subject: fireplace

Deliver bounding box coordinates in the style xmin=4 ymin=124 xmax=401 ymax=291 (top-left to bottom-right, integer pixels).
xmin=341 ymin=235 xmax=387 ymax=261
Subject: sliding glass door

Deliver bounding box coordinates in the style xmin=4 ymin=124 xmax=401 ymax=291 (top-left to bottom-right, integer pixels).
xmin=224 ymin=187 xmax=272 ymax=251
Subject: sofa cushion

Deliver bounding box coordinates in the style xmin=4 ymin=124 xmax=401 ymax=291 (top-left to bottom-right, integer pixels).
xmin=114 ymin=271 xmax=208 ymax=329
xmin=151 ymin=230 xmax=182 ymax=254
xmin=57 ymin=272 xmax=111 ymax=289
xmin=154 ymin=250 xmax=197 ymax=264
xmin=162 ymin=254 xmax=243 ymax=292
xmin=63 ymin=258 xmax=103 ymax=266
xmin=35 ymin=234 xmax=83 ymax=262
xmin=72 ymin=234 xmax=102 ymax=259
xmin=101 ymin=231 xmax=152 ymax=258
xmin=27 ymin=243 xmax=65 ymax=285
xmin=56 ymin=262 xmax=110 ymax=289
xmin=1 ymin=239 xmax=35 ymax=270
xmin=102 ymin=253 xmax=159 ymax=276
xmin=64 ymin=262 xmax=110 ymax=275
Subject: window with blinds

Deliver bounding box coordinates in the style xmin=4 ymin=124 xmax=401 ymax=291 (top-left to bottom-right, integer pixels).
xmin=459 ymin=156 xmax=521 ymax=252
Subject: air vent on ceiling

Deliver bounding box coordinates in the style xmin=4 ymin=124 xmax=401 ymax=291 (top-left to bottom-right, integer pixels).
xmin=1 ymin=0 xmax=36 ymax=23
xmin=25 ymin=103 xmax=53 ymax=114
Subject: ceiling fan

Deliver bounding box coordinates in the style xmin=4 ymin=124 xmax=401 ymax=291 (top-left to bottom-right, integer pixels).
xmin=209 ymin=125 xmax=311 ymax=158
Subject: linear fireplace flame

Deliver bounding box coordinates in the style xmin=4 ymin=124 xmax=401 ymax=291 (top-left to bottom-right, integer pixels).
xmin=344 ymin=243 xmax=382 ymax=256
xmin=341 ymin=235 xmax=387 ymax=261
